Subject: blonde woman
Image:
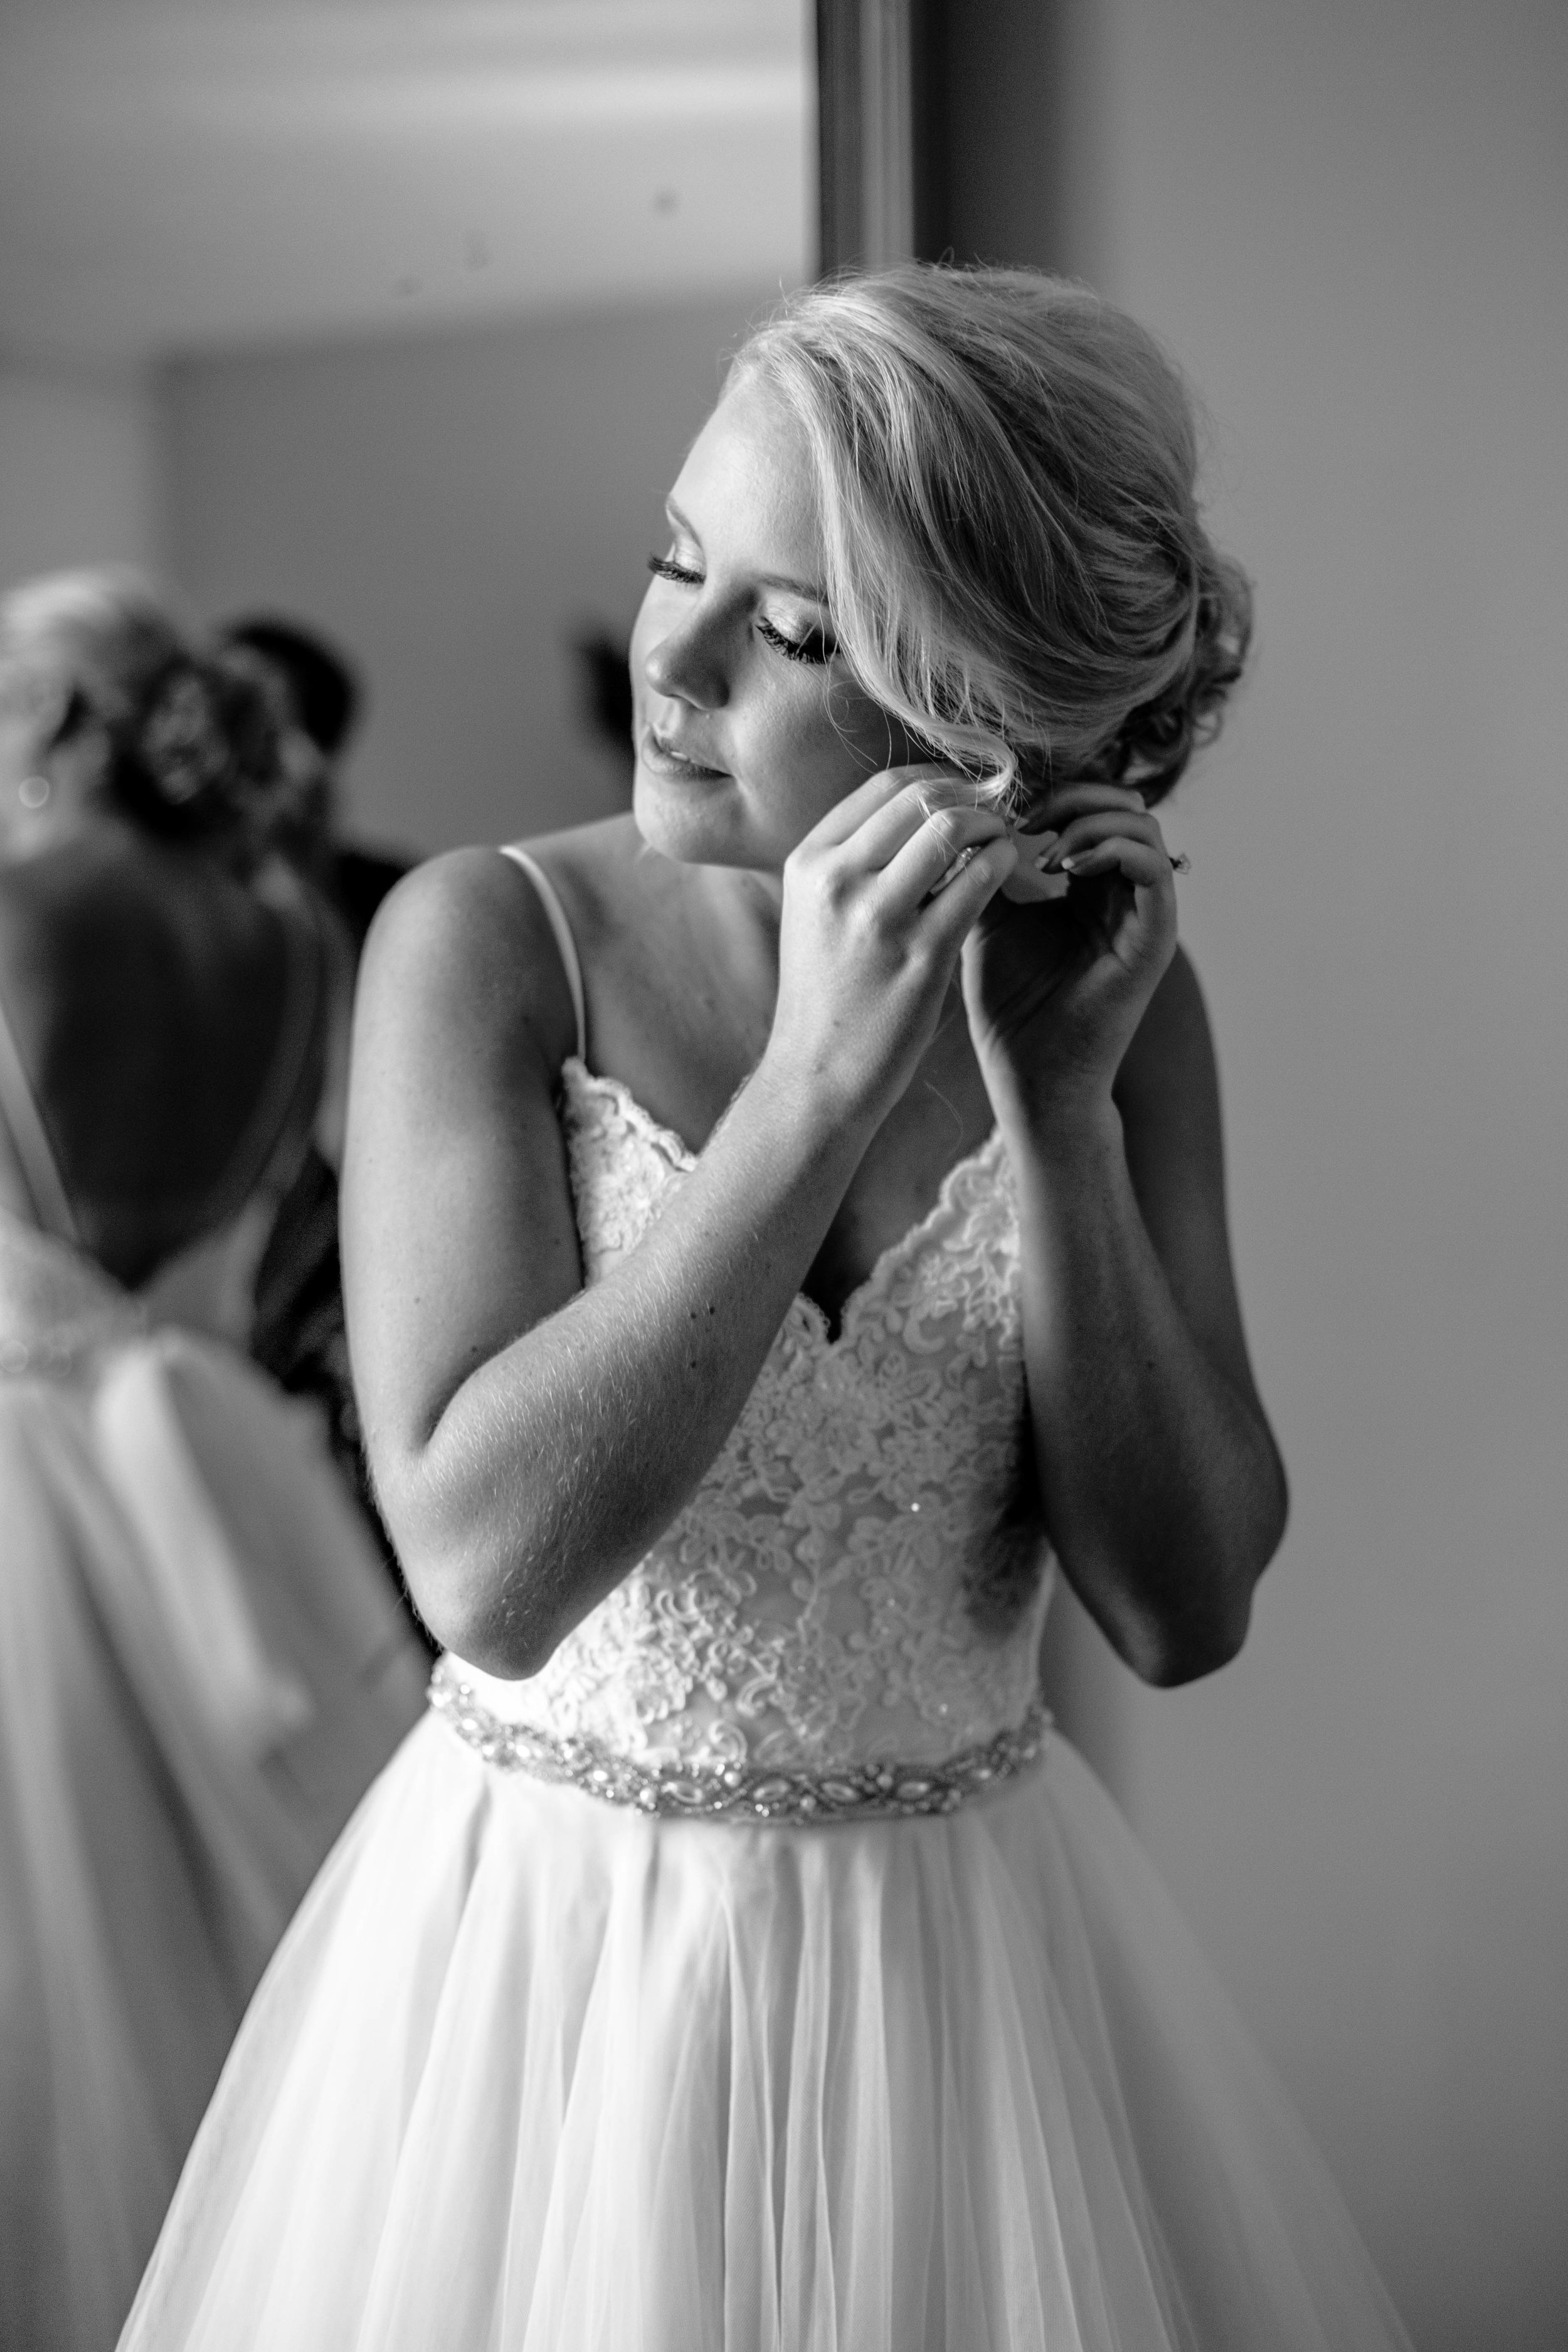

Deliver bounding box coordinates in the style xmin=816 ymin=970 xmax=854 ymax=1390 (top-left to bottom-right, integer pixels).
xmin=125 ymin=273 xmax=1409 ymax=2350
xmin=0 ymin=569 xmax=428 ymax=2352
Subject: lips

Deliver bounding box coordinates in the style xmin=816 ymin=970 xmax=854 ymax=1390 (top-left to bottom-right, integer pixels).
xmin=642 ymin=724 xmax=728 ymax=780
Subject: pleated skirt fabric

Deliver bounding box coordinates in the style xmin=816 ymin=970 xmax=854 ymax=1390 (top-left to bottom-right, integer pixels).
xmin=0 ymin=1334 xmax=428 ymax=2352
xmin=121 ymin=1707 xmax=1411 ymax=2352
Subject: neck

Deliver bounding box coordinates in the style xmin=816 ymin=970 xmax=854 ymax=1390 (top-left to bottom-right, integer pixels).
xmin=697 ymin=860 xmax=785 ymax=997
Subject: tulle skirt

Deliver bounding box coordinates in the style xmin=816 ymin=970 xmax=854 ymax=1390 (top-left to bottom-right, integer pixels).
xmin=121 ymin=1704 xmax=1411 ymax=2352
xmin=0 ymin=1332 xmax=429 ymax=2352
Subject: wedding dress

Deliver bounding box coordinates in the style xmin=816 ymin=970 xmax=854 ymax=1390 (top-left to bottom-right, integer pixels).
xmin=0 ymin=992 xmax=429 ymax=2352
xmin=120 ymin=851 xmax=1410 ymax=2351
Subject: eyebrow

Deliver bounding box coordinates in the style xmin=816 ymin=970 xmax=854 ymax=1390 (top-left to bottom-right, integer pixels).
xmin=664 ymin=498 xmax=829 ymax=606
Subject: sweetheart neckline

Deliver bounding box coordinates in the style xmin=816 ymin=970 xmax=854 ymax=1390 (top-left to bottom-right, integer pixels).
xmin=560 ymin=1055 xmax=1006 ymax=1352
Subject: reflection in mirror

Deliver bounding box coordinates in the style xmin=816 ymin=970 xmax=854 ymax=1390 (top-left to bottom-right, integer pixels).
xmin=0 ymin=0 xmax=814 ymax=850
xmin=0 ymin=12 xmax=813 ymax=2339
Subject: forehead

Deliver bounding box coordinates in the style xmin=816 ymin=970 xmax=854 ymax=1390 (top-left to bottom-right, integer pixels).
xmin=670 ymin=373 xmax=824 ymax=581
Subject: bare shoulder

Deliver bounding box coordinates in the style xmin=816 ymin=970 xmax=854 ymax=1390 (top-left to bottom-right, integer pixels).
xmin=344 ymin=842 xmax=593 ymax=1485
xmin=512 ymin=813 xmax=667 ymax=949
xmin=359 ymin=842 xmax=584 ymax=1077
xmin=1118 ymin=943 xmax=1216 ymax=1079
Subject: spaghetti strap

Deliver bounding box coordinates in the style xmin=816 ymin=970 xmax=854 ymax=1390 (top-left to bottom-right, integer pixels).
xmin=0 ymin=984 xmax=80 ymax=1244
xmin=499 ymin=845 xmax=587 ymax=1065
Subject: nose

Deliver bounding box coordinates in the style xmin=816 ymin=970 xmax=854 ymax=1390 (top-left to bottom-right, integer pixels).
xmin=641 ymin=605 xmax=729 ymax=712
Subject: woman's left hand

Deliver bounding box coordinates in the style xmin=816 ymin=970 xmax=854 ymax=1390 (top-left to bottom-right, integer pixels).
xmin=960 ymin=782 xmax=1182 ymax=1120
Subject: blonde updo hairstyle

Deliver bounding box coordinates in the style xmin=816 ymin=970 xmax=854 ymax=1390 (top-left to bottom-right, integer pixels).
xmin=731 ymin=265 xmax=1251 ymax=812
xmin=0 ymin=566 xmax=311 ymax=858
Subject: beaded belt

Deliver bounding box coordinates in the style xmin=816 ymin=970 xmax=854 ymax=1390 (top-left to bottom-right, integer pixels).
xmin=429 ymin=1659 xmax=1049 ymax=1826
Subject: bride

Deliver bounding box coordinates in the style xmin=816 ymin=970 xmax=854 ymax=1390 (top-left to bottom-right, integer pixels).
xmin=0 ymin=569 xmax=428 ymax=2352
xmin=124 ymin=268 xmax=1410 ymax=2349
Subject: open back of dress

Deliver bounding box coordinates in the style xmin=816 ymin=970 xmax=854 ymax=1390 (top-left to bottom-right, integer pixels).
xmin=0 ymin=847 xmax=428 ymax=2352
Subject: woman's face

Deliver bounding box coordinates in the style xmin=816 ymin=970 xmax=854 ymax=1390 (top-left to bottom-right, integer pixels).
xmin=630 ymin=373 xmax=911 ymax=871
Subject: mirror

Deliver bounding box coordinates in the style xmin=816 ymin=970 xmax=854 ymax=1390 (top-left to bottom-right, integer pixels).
xmin=0 ymin=0 xmax=815 ymax=850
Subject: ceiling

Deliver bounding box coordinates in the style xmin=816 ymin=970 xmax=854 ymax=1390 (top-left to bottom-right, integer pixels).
xmin=0 ymin=0 xmax=813 ymax=365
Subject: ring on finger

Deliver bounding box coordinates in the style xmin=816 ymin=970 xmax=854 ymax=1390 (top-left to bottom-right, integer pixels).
xmin=927 ymin=843 xmax=980 ymax=899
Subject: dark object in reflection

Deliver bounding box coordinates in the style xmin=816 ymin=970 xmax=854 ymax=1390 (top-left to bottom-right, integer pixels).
xmin=218 ymin=612 xmax=428 ymax=1640
xmin=222 ymin=617 xmax=359 ymax=759
xmin=572 ymin=625 xmax=635 ymax=797
xmin=250 ymin=1140 xmax=435 ymax=1655
xmin=218 ymin=614 xmax=416 ymax=951
xmin=329 ymin=839 xmax=416 ymax=955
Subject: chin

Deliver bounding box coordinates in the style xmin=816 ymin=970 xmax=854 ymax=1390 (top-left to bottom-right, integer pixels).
xmin=632 ymin=763 xmax=770 ymax=871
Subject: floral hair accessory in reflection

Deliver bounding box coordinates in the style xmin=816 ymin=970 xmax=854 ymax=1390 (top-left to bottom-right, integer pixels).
xmin=136 ymin=661 xmax=230 ymax=807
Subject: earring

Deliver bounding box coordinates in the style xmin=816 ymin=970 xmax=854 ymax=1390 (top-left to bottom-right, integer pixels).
xmin=17 ymin=775 xmax=50 ymax=810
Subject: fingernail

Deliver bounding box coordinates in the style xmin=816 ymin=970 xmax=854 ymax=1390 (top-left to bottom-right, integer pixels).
xmin=1030 ymin=831 xmax=1061 ymax=869
xmin=1059 ymin=854 xmax=1080 ymax=872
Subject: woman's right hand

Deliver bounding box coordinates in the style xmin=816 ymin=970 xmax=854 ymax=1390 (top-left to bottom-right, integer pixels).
xmin=764 ymin=767 xmax=1017 ymax=1131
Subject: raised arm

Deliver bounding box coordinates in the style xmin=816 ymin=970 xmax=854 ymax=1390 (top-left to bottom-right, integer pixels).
xmin=967 ymin=786 xmax=1288 ymax=1688
xmin=343 ymin=784 xmax=1014 ymax=1678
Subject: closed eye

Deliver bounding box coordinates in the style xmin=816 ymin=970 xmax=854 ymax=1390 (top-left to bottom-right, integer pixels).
xmin=756 ymin=615 xmax=835 ymax=666
xmin=649 ymin=553 xmax=834 ymax=665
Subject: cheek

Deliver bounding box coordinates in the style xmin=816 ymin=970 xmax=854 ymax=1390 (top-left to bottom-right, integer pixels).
xmin=747 ymin=691 xmax=903 ymax=845
xmin=627 ymin=591 xmax=659 ymax=707
xmin=752 ymin=682 xmax=869 ymax=804
xmin=822 ymin=684 xmax=913 ymax=778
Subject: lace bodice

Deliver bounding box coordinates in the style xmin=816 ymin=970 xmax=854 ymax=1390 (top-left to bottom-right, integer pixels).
xmin=452 ymin=1061 xmax=1053 ymax=1779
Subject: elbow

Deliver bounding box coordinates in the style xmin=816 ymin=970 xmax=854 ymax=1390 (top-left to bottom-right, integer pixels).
xmin=1119 ymin=1491 xmax=1286 ymax=1691
xmin=416 ymin=1577 xmax=563 ymax=1683
xmin=1130 ymin=1585 xmax=1254 ymax=1688
xmin=1136 ymin=1446 xmax=1290 ymax=1688
xmin=378 ymin=1478 xmax=569 ymax=1682
xmin=403 ymin=1530 xmax=570 ymax=1681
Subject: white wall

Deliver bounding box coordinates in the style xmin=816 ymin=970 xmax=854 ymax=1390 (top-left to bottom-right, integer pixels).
xmin=1049 ymin=1 xmax=1568 ymax=2343
xmin=164 ymin=292 xmax=789 ymax=854
xmin=0 ymin=362 xmax=166 ymax=588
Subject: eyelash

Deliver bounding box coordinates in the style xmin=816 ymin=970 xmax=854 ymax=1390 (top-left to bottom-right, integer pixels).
xmin=645 ymin=554 xmax=833 ymax=667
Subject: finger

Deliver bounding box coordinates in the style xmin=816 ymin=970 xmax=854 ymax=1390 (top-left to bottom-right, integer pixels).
xmin=917 ymin=833 xmax=1017 ymax=939
xmin=879 ymin=802 xmax=1011 ymax=903
xmin=1058 ymin=835 xmax=1173 ymax=891
xmin=800 ymin=763 xmax=967 ymax=855
xmin=1036 ymin=807 xmax=1168 ymax=871
xmin=842 ymin=771 xmax=999 ymax=872
xmin=846 ymin=785 xmax=992 ymax=879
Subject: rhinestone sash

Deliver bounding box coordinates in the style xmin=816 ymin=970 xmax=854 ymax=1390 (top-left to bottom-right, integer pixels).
xmin=429 ymin=1660 xmax=1049 ymax=1826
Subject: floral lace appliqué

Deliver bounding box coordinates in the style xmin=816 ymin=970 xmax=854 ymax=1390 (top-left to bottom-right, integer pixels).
xmin=487 ymin=1061 xmax=1052 ymax=1774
